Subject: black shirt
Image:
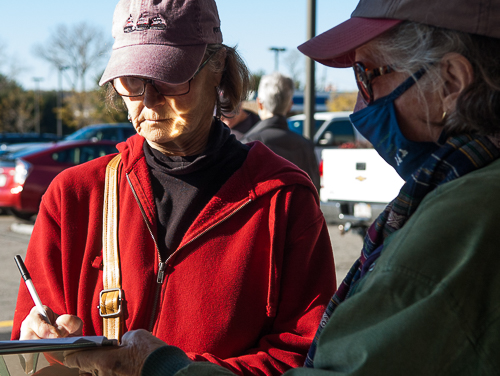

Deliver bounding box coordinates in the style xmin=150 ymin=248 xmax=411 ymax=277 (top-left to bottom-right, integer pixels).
xmin=144 ymin=120 xmax=249 ymax=260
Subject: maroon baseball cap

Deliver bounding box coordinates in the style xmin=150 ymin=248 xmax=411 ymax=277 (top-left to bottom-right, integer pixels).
xmin=99 ymin=0 xmax=223 ymax=86
xmin=298 ymin=0 xmax=500 ymax=68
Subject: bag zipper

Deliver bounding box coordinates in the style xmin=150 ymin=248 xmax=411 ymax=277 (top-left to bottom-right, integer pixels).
xmin=126 ymin=172 xmax=252 ymax=332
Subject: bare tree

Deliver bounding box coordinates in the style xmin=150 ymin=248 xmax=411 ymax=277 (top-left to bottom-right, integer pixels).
xmin=33 ymin=22 xmax=111 ymax=92
xmin=0 ymin=39 xmax=28 ymax=80
xmin=284 ymin=50 xmax=303 ymax=89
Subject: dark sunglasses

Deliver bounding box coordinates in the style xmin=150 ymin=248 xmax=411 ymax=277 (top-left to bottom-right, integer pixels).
xmin=112 ymin=51 xmax=217 ymax=98
xmin=353 ymin=61 xmax=395 ymax=105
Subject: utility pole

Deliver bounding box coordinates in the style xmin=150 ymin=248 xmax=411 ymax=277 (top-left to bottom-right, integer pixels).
xmin=269 ymin=47 xmax=286 ymax=72
xmin=57 ymin=66 xmax=69 ymax=137
xmin=304 ymin=0 xmax=316 ymax=140
xmin=33 ymin=77 xmax=44 ymax=135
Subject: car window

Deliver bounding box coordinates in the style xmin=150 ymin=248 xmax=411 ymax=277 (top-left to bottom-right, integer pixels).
xmin=64 ymin=128 xmax=98 ymax=141
xmin=288 ymin=119 xmax=325 ymax=135
xmin=51 ymin=145 xmax=117 ymax=164
xmin=316 ymin=120 xmax=355 ymax=146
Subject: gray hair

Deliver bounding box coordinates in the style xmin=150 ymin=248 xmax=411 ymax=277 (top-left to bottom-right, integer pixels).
xmin=365 ymin=21 xmax=500 ymax=136
xmin=257 ymin=72 xmax=294 ymax=116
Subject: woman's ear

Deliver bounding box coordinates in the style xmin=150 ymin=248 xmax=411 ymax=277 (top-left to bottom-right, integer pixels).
xmin=440 ymin=52 xmax=474 ymax=112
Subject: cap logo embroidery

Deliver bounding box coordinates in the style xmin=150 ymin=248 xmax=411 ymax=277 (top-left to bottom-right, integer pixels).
xmin=124 ymin=15 xmax=135 ymax=33
xmin=151 ymin=15 xmax=166 ymax=30
xmin=136 ymin=13 xmax=151 ymax=31
xmin=123 ymin=14 xmax=166 ymax=33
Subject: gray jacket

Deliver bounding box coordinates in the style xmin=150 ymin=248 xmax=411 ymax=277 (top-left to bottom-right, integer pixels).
xmin=242 ymin=115 xmax=320 ymax=191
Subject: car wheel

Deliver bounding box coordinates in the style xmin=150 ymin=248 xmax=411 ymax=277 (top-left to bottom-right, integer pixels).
xmin=9 ymin=208 xmax=36 ymax=221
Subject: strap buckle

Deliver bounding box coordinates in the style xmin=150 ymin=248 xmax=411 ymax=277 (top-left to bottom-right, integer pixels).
xmin=98 ymin=288 xmax=123 ymax=318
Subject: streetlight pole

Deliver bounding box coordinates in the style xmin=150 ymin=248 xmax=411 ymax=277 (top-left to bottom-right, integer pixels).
xmin=269 ymin=47 xmax=286 ymax=72
xmin=32 ymin=77 xmax=44 ymax=135
xmin=57 ymin=66 xmax=69 ymax=138
xmin=304 ymin=0 xmax=316 ymax=140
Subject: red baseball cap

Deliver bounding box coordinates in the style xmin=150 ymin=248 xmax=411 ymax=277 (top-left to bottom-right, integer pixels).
xmin=99 ymin=0 xmax=223 ymax=86
xmin=298 ymin=0 xmax=500 ymax=68
xmin=298 ymin=17 xmax=401 ymax=68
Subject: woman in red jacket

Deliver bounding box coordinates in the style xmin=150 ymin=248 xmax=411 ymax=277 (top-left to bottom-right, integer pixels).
xmin=13 ymin=0 xmax=336 ymax=375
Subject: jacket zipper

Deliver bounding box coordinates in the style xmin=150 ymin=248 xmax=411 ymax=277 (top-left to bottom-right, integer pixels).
xmin=126 ymin=174 xmax=164 ymax=331
xmin=126 ymin=173 xmax=252 ymax=332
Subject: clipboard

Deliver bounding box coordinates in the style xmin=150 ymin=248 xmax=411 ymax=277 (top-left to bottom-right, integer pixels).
xmin=0 ymin=337 xmax=117 ymax=376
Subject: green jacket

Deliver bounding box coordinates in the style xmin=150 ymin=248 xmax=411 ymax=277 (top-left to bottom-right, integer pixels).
xmin=145 ymin=158 xmax=500 ymax=376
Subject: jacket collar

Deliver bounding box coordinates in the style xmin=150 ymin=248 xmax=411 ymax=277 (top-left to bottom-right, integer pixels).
xmin=116 ymin=134 xmax=318 ymax=246
xmin=244 ymin=115 xmax=288 ymax=138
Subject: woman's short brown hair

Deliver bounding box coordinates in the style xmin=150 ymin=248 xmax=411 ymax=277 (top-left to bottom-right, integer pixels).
xmin=205 ymin=44 xmax=251 ymax=115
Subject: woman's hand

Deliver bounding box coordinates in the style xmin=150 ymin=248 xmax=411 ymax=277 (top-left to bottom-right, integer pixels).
xmin=20 ymin=306 xmax=83 ymax=340
xmin=64 ymin=329 xmax=167 ymax=376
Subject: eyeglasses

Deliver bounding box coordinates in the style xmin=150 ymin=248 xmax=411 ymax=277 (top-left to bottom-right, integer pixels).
xmin=353 ymin=61 xmax=395 ymax=104
xmin=112 ymin=52 xmax=217 ymax=97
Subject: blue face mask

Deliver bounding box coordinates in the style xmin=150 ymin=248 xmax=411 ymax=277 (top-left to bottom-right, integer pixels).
xmin=349 ymin=69 xmax=444 ymax=181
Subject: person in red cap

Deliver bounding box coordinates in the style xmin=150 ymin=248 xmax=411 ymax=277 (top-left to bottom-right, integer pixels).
xmin=63 ymin=0 xmax=500 ymax=374
xmin=12 ymin=0 xmax=336 ymax=375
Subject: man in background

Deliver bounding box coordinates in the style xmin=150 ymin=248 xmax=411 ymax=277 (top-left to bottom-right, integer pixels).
xmin=221 ymin=103 xmax=260 ymax=140
xmin=242 ymin=72 xmax=320 ymax=191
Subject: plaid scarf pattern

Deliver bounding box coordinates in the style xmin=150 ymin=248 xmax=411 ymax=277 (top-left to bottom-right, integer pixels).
xmin=305 ymin=134 xmax=500 ymax=368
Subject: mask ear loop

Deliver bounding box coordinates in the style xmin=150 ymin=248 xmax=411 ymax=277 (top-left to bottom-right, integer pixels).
xmin=369 ymin=67 xmax=428 ymax=107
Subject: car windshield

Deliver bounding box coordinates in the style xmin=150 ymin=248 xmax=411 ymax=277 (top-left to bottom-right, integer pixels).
xmin=64 ymin=128 xmax=99 ymax=141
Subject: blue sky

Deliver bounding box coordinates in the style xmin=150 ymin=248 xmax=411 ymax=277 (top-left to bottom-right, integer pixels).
xmin=0 ymin=0 xmax=359 ymax=92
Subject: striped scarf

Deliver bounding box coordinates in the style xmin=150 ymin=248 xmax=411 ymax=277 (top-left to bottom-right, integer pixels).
xmin=305 ymin=134 xmax=500 ymax=368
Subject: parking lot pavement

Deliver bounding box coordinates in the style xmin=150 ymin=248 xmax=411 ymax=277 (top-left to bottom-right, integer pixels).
xmin=0 ymin=214 xmax=31 ymax=340
xmin=0 ymin=214 xmax=363 ymax=340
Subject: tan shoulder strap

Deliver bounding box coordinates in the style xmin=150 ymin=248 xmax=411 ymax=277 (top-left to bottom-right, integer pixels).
xmin=99 ymin=153 xmax=123 ymax=341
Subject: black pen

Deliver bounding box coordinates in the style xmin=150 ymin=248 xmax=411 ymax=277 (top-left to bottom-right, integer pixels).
xmin=14 ymin=255 xmax=52 ymax=325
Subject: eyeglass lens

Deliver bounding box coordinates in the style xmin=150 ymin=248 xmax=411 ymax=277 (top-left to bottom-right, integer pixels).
xmin=113 ymin=77 xmax=190 ymax=97
xmin=353 ymin=64 xmax=372 ymax=104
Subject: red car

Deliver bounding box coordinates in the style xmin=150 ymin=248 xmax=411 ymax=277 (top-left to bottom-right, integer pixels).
xmin=0 ymin=165 xmax=16 ymax=214
xmin=0 ymin=140 xmax=118 ymax=220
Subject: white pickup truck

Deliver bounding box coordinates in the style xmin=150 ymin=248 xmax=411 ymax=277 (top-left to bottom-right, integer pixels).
xmin=320 ymin=148 xmax=404 ymax=232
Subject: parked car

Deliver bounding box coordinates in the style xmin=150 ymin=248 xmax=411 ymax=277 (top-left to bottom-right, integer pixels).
xmin=0 ymin=165 xmax=16 ymax=215
xmin=287 ymin=111 xmax=369 ymax=160
xmin=0 ymin=140 xmax=119 ymax=220
xmin=287 ymin=112 xmax=340 ymax=136
xmin=312 ymin=112 xmax=369 ymax=160
xmin=0 ymin=142 xmax=55 ymax=157
xmin=0 ymin=133 xmax=61 ymax=147
xmin=319 ymin=148 xmax=404 ymax=233
xmin=64 ymin=123 xmax=136 ymax=142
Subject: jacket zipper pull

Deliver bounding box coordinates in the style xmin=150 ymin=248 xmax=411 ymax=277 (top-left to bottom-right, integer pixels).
xmin=157 ymin=262 xmax=166 ymax=284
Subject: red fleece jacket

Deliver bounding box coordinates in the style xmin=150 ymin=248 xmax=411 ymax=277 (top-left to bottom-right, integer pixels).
xmin=12 ymin=135 xmax=336 ymax=375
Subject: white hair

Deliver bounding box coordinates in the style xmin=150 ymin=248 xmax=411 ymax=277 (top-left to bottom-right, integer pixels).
xmin=257 ymin=72 xmax=294 ymax=116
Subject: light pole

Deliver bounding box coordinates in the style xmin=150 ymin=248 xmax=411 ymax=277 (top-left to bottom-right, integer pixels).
xmin=57 ymin=65 xmax=69 ymax=137
xmin=304 ymin=0 xmax=316 ymax=140
xmin=32 ymin=77 xmax=44 ymax=135
xmin=269 ymin=47 xmax=286 ymax=72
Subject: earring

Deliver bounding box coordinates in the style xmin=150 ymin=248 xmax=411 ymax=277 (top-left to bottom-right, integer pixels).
xmin=127 ymin=113 xmax=132 ymax=122
xmin=441 ymin=111 xmax=447 ymax=121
